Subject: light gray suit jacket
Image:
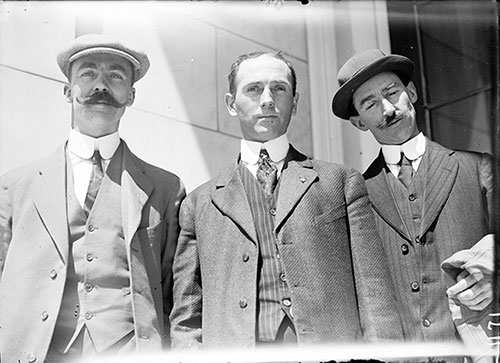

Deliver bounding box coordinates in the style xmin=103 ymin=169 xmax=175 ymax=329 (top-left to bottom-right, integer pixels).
xmin=170 ymin=146 xmax=404 ymax=350
xmin=0 ymin=141 xmax=185 ymax=363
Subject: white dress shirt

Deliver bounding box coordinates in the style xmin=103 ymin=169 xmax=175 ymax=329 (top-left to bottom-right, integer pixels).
xmin=66 ymin=129 xmax=121 ymax=208
xmin=240 ymin=134 xmax=289 ymax=179
xmin=382 ymin=132 xmax=426 ymax=178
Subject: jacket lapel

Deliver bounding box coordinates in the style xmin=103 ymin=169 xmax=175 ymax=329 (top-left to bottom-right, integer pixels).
xmin=419 ymin=140 xmax=458 ymax=236
xmin=31 ymin=144 xmax=69 ymax=264
xmin=364 ymin=152 xmax=411 ymax=241
xmin=211 ymin=164 xmax=258 ymax=244
xmin=274 ymin=147 xmax=317 ymax=231
xmin=120 ymin=141 xmax=153 ymax=246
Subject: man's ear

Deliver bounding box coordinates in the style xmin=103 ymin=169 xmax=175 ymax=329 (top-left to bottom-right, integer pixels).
xmin=224 ymin=93 xmax=238 ymax=116
xmin=349 ymin=116 xmax=368 ymax=131
xmin=63 ymin=84 xmax=72 ymax=103
xmin=127 ymin=87 xmax=136 ymax=107
xmin=291 ymin=92 xmax=299 ymax=116
xmin=406 ymin=81 xmax=418 ymax=103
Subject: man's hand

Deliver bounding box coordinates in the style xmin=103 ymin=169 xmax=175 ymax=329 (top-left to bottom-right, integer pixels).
xmin=446 ymin=270 xmax=493 ymax=311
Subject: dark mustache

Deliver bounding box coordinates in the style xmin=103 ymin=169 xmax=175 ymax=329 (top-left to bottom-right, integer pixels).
xmin=76 ymin=92 xmax=127 ymax=108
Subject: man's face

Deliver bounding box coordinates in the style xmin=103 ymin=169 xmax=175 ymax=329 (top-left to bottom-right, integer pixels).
xmin=65 ymin=53 xmax=135 ymax=137
xmin=225 ymin=54 xmax=299 ymax=142
xmin=350 ymin=71 xmax=419 ymax=145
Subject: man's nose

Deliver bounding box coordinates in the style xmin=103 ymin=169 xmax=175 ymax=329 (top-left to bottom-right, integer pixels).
xmin=93 ymin=74 xmax=109 ymax=93
xmin=260 ymin=88 xmax=275 ymax=109
xmin=382 ymin=98 xmax=396 ymax=116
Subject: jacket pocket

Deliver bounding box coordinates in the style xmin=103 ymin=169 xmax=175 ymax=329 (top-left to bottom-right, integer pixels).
xmin=314 ymin=203 xmax=346 ymax=226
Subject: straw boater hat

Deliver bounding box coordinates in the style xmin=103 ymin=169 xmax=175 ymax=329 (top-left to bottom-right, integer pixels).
xmin=332 ymin=49 xmax=414 ymax=120
xmin=57 ymin=33 xmax=150 ymax=83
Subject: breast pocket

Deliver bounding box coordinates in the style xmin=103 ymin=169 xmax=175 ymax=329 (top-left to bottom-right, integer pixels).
xmin=314 ymin=203 xmax=346 ymax=226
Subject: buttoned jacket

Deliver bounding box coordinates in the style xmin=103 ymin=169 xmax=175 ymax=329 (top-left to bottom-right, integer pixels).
xmin=0 ymin=141 xmax=185 ymax=363
xmin=170 ymin=146 xmax=403 ymax=350
xmin=363 ymin=138 xmax=493 ymax=342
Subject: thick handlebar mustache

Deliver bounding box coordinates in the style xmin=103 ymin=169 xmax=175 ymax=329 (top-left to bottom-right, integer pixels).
xmin=76 ymin=92 xmax=127 ymax=108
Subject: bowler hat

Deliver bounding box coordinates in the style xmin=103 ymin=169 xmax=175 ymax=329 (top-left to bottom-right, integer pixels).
xmin=332 ymin=49 xmax=414 ymax=120
xmin=57 ymin=33 xmax=150 ymax=83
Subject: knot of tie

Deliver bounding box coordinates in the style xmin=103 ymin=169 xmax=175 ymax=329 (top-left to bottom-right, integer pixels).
xmin=84 ymin=150 xmax=104 ymax=216
xmin=398 ymin=153 xmax=413 ymax=188
xmin=257 ymin=149 xmax=278 ymax=197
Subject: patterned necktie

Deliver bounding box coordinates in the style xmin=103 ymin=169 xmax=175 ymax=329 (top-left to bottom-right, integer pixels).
xmin=256 ymin=149 xmax=278 ymax=197
xmin=398 ymin=153 xmax=414 ymax=188
xmin=84 ymin=150 xmax=104 ymax=215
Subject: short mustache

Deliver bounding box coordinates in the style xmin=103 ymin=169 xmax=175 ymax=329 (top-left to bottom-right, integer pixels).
xmin=76 ymin=92 xmax=127 ymax=108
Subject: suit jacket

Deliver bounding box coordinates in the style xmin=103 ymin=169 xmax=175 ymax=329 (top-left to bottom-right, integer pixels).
xmin=363 ymin=138 xmax=493 ymax=343
xmin=170 ymin=145 xmax=403 ymax=350
xmin=0 ymin=140 xmax=185 ymax=363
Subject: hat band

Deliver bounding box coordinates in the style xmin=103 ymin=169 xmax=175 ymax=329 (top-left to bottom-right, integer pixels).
xmin=68 ymin=47 xmax=141 ymax=70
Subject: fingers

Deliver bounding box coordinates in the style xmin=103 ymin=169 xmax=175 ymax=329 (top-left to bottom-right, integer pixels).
xmin=446 ymin=271 xmax=480 ymax=296
xmin=447 ymin=276 xmax=493 ymax=311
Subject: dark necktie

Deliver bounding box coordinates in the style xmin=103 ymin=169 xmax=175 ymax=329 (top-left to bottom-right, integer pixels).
xmin=84 ymin=150 xmax=104 ymax=215
xmin=398 ymin=153 xmax=414 ymax=188
xmin=256 ymin=149 xmax=278 ymax=197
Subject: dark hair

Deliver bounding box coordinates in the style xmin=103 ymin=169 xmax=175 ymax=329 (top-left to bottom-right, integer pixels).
xmin=227 ymin=51 xmax=297 ymax=97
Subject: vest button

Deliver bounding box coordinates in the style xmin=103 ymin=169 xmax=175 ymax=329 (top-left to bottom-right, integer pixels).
xmin=282 ymin=298 xmax=292 ymax=307
xmin=269 ymin=208 xmax=276 ymax=216
xmin=242 ymin=253 xmax=250 ymax=262
xmin=423 ymin=318 xmax=432 ymax=327
xmin=299 ymin=176 xmax=307 ymax=183
xmin=85 ymin=312 xmax=93 ymax=320
xmin=279 ymin=273 xmax=286 ymax=282
xmin=401 ymin=244 xmax=409 ymax=255
xmin=410 ymin=281 xmax=420 ymax=292
xmin=239 ymin=299 xmax=248 ymax=309
xmin=87 ymin=225 xmax=95 ymax=232
xmin=408 ymin=194 xmax=416 ymax=201
xmin=84 ymin=283 xmax=94 ymax=292
xmin=41 ymin=311 xmax=49 ymax=321
xmin=415 ymin=236 xmax=420 ymax=244
xmin=27 ymin=353 xmax=37 ymax=362
xmin=140 ymin=335 xmax=150 ymax=340
xmin=49 ymin=269 xmax=57 ymax=279
xmin=86 ymin=253 xmax=94 ymax=262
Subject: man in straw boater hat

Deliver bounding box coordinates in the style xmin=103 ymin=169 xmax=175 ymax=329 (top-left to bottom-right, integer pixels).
xmin=0 ymin=34 xmax=185 ymax=362
xmin=332 ymin=49 xmax=495 ymax=361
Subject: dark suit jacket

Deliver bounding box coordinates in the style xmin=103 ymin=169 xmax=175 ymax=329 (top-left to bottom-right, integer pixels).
xmin=363 ymin=138 xmax=493 ymax=342
xmin=170 ymin=145 xmax=403 ymax=350
xmin=0 ymin=141 xmax=185 ymax=362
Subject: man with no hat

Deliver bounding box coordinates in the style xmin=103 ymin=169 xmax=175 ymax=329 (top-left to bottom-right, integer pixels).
xmin=0 ymin=34 xmax=185 ymax=362
xmin=332 ymin=49 xmax=494 ymax=360
xmin=170 ymin=51 xmax=403 ymax=350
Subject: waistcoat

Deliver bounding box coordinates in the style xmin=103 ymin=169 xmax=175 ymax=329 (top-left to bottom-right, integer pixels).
xmin=239 ymin=164 xmax=292 ymax=341
xmin=51 ymin=145 xmax=134 ymax=354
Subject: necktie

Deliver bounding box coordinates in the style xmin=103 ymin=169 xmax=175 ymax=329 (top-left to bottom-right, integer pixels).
xmin=256 ymin=149 xmax=278 ymax=197
xmin=84 ymin=150 xmax=104 ymax=215
xmin=398 ymin=153 xmax=414 ymax=188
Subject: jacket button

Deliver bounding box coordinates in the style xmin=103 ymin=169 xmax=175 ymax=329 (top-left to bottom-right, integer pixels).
xmin=423 ymin=318 xmax=432 ymax=327
xmin=299 ymin=176 xmax=307 ymax=183
xmin=279 ymin=273 xmax=286 ymax=282
xmin=86 ymin=253 xmax=94 ymax=262
xmin=87 ymin=224 xmax=95 ymax=232
xmin=282 ymin=298 xmax=292 ymax=307
xmin=84 ymin=283 xmax=94 ymax=292
xmin=239 ymin=299 xmax=248 ymax=309
xmin=410 ymin=281 xmax=420 ymax=292
xmin=27 ymin=354 xmax=37 ymax=362
xmin=49 ymin=269 xmax=57 ymax=279
xmin=269 ymin=208 xmax=276 ymax=216
xmin=242 ymin=253 xmax=250 ymax=262
xmin=408 ymin=194 xmax=416 ymax=201
xmin=85 ymin=312 xmax=93 ymax=320
xmin=401 ymin=244 xmax=409 ymax=255
xmin=41 ymin=311 xmax=49 ymax=321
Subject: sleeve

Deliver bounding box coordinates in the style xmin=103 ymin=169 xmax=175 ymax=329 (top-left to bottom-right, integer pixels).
xmin=160 ymin=177 xmax=186 ymax=348
xmin=169 ymin=195 xmax=203 ymax=350
xmin=345 ymin=168 xmax=405 ymax=341
xmin=479 ymin=152 xmax=494 ymax=232
xmin=0 ymin=173 xmax=13 ymax=280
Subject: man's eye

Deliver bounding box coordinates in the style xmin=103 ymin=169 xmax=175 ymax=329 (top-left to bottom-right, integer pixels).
xmin=110 ymin=73 xmax=124 ymax=80
xmin=247 ymin=86 xmax=260 ymax=93
xmin=81 ymin=71 xmax=94 ymax=78
xmin=274 ymin=86 xmax=286 ymax=92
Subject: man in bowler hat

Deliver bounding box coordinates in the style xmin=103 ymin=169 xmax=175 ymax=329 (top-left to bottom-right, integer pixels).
xmin=170 ymin=51 xmax=403 ymax=350
xmin=0 ymin=34 xmax=185 ymax=362
xmin=332 ymin=49 xmax=494 ymax=359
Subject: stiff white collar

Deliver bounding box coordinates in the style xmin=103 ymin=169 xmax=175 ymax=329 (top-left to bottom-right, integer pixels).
xmin=67 ymin=129 xmax=120 ymax=160
xmin=382 ymin=132 xmax=426 ymax=164
xmin=240 ymin=134 xmax=289 ymax=165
